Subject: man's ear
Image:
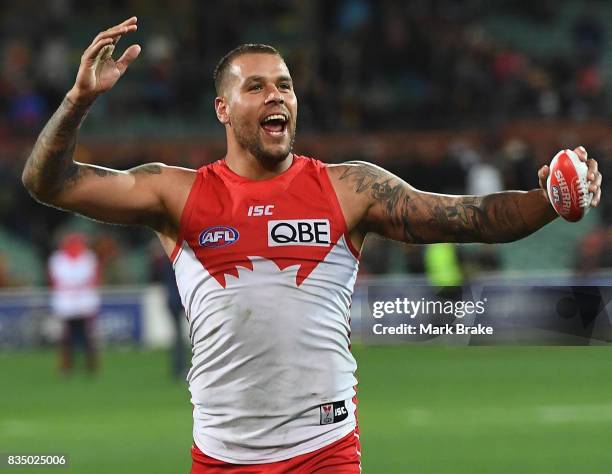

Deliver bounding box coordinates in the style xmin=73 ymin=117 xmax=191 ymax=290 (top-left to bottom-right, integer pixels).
xmin=215 ymin=96 xmax=230 ymax=125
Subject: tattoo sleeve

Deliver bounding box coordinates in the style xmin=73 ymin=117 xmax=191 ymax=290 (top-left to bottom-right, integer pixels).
xmin=339 ymin=162 xmax=557 ymax=244
xmin=22 ymin=96 xmax=93 ymax=199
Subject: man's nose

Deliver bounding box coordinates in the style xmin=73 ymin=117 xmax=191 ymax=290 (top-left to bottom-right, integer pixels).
xmin=264 ymin=87 xmax=284 ymax=104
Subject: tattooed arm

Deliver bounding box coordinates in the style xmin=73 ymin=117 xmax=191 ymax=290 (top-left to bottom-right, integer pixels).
xmin=22 ymin=97 xmax=169 ymax=228
xmin=21 ymin=17 xmax=187 ymax=230
xmin=334 ymin=161 xmax=560 ymax=244
xmin=22 ymin=100 xmax=178 ymax=231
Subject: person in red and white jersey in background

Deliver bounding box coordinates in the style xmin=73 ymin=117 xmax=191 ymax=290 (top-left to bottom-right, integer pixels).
xmin=23 ymin=17 xmax=602 ymax=473
xmin=48 ymin=232 xmax=100 ymax=375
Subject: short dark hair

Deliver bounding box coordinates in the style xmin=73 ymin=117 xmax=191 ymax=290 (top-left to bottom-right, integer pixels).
xmin=213 ymin=44 xmax=283 ymax=95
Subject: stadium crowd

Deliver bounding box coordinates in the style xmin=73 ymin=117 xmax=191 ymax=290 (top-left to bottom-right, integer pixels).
xmin=1 ymin=0 xmax=609 ymax=134
xmin=1 ymin=0 xmax=611 ymax=286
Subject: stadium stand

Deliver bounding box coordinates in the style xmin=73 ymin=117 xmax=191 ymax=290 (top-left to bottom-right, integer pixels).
xmin=1 ymin=0 xmax=610 ymax=285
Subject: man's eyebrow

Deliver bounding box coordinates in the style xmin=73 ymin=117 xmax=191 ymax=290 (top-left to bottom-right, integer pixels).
xmin=244 ymin=75 xmax=265 ymax=83
xmin=243 ymin=75 xmax=293 ymax=83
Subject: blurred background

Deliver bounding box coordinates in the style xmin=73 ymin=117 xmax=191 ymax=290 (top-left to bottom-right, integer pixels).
xmin=2 ymin=0 xmax=612 ymax=288
xmin=1 ymin=1 xmax=612 ymax=473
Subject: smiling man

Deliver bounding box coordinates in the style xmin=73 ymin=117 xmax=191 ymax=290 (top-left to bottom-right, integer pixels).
xmin=22 ymin=17 xmax=602 ymax=474
xmin=213 ymin=44 xmax=297 ymax=168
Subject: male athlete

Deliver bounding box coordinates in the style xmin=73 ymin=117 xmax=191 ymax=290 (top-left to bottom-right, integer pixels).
xmin=22 ymin=17 xmax=602 ymax=473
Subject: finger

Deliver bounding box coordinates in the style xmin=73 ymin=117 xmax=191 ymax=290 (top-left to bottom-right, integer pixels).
xmin=118 ymin=16 xmax=138 ymax=26
xmin=115 ymin=44 xmax=141 ymax=75
xmin=538 ymin=165 xmax=549 ymax=189
xmin=589 ymin=171 xmax=602 ymax=193
xmin=91 ymin=24 xmax=137 ymax=47
xmin=90 ymin=18 xmax=137 ymax=47
xmin=591 ymin=188 xmax=601 ymax=207
xmin=586 ymin=158 xmax=598 ymax=181
xmin=82 ymin=37 xmax=115 ymax=63
xmin=98 ymin=16 xmax=138 ymax=37
xmin=573 ymin=146 xmax=588 ymax=162
xmin=589 ymin=173 xmax=601 ymax=193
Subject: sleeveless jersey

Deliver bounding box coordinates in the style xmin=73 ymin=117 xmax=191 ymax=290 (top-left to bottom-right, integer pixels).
xmin=171 ymin=155 xmax=360 ymax=464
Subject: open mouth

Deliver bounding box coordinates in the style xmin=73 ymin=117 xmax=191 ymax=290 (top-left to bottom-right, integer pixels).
xmin=260 ymin=113 xmax=288 ymax=137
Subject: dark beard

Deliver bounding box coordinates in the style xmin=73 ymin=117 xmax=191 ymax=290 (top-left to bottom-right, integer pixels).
xmin=233 ymin=122 xmax=296 ymax=164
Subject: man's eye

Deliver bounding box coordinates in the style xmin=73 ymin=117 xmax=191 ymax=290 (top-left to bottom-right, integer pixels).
xmin=249 ymin=84 xmax=262 ymax=91
xmin=279 ymin=83 xmax=291 ymax=90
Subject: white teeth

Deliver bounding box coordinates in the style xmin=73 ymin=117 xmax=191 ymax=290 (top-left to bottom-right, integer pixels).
xmin=262 ymin=114 xmax=287 ymax=123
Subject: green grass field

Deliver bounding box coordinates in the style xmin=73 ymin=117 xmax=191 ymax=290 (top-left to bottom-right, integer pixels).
xmin=2 ymin=346 xmax=612 ymax=473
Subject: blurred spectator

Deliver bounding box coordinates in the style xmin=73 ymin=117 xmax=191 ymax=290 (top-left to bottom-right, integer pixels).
xmin=466 ymin=154 xmax=503 ymax=196
xmin=36 ymin=32 xmax=70 ymax=109
xmin=424 ymin=243 xmax=463 ymax=288
xmin=143 ymin=34 xmax=177 ymax=115
xmin=48 ymin=233 xmax=100 ymax=375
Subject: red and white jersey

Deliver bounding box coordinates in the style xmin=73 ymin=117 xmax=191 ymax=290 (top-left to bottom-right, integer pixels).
xmin=48 ymin=249 xmax=99 ymax=319
xmin=171 ymin=155 xmax=360 ymax=464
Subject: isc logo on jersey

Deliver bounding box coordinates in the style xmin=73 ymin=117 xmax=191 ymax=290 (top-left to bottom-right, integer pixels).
xmin=319 ymin=401 xmax=349 ymax=425
xmin=248 ymin=205 xmax=274 ymax=216
xmin=268 ymin=219 xmax=331 ymax=247
xmin=199 ymin=226 xmax=240 ymax=248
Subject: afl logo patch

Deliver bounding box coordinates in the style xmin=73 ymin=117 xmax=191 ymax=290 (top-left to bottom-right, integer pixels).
xmin=199 ymin=226 xmax=240 ymax=248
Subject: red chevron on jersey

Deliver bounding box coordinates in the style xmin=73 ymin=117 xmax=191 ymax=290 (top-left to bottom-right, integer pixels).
xmin=171 ymin=155 xmax=358 ymax=287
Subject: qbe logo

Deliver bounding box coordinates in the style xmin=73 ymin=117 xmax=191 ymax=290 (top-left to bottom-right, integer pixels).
xmin=268 ymin=219 xmax=331 ymax=247
xmin=199 ymin=226 xmax=240 ymax=248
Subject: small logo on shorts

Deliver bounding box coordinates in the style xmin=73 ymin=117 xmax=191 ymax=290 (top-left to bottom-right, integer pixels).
xmin=319 ymin=401 xmax=349 ymax=425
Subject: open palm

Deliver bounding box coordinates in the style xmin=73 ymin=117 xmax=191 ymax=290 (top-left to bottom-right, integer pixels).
xmin=70 ymin=17 xmax=141 ymax=104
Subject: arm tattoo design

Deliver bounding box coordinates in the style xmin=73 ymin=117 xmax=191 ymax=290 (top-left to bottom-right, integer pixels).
xmin=22 ymin=96 xmax=92 ymax=197
xmin=339 ymin=164 xmax=425 ymax=243
xmin=22 ymin=98 xmax=164 ymax=202
xmin=339 ymin=163 xmax=533 ymax=244
xmin=429 ymin=195 xmax=530 ymax=243
xmin=60 ymin=164 xmax=121 ymax=189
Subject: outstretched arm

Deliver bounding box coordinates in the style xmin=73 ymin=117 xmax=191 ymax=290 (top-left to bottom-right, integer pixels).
xmin=336 ymin=147 xmax=601 ymax=244
xmin=21 ymin=17 xmax=176 ymax=230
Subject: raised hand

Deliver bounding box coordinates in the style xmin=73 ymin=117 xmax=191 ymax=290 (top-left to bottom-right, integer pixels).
xmin=67 ymin=17 xmax=141 ymax=105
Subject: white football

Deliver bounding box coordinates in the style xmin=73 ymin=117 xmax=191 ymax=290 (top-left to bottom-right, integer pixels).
xmin=546 ymin=149 xmax=592 ymax=222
